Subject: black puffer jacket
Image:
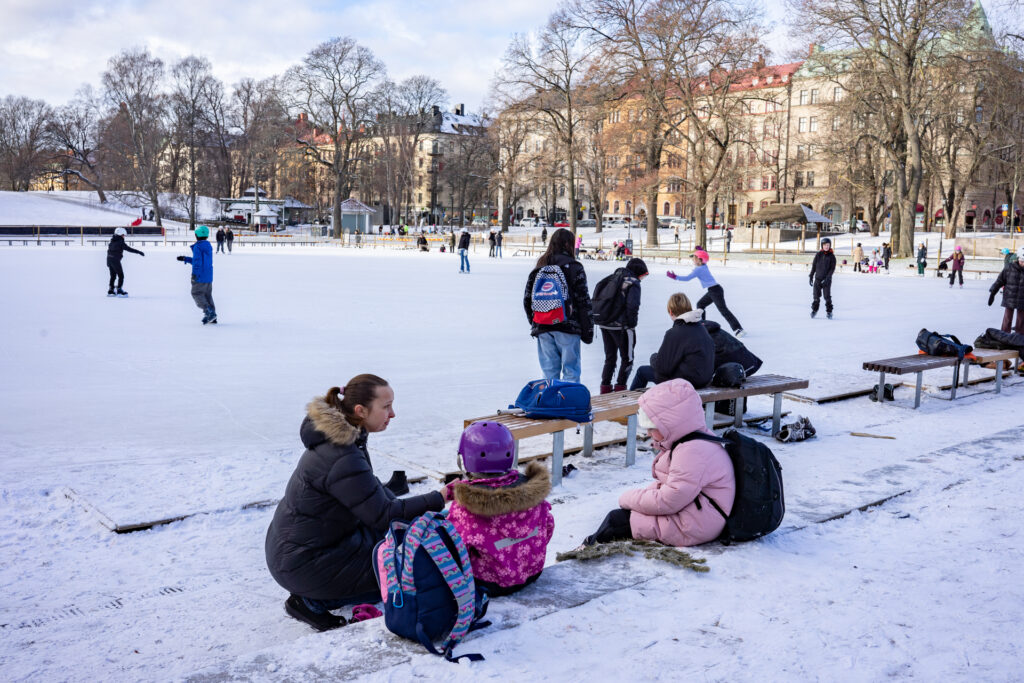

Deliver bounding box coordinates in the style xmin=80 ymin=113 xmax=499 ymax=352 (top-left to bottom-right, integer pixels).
xmin=992 ymin=261 xmax=1024 ymax=310
xmin=458 ymin=231 xmax=470 ymax=250
xmin=649 ymin=311 xmax=715 ymax=388
xmin=594 ymin=268 xmax=642 ymax=330
xmin=703 ymin=320 xmax=763 ymax=376
xmin=265 ymin=397 xmax=444 ymax=600
xmin=524 ymin=252 xmax=594 ymax=343
xmin=809 ymin=250 xmax=836 ymax=284
xmin=106 ymin=234 xmax=143 ymax=262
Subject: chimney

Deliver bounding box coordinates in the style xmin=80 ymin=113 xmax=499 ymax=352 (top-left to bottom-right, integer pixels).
xmin=808 ymin=43 xmax=816 ymax=57
xmin=455 ymin=103 xmax=464 ymax=116
xmin=757 ymin=54 xmax=765 ymax=70
xmin=432 ymin=105 xmax=440 ymax=116
xmin=298 ymin=112 xmax=308 ymax=123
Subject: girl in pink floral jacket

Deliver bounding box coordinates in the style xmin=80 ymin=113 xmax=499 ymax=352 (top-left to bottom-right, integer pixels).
xmin=445 ymin=422 xmax=555 ymax=596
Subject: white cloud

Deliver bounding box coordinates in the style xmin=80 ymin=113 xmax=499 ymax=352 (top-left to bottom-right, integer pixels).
xmin=0 ymin=0 xmax=555 ymax=111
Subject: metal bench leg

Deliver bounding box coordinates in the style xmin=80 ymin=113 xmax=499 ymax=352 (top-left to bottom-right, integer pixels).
xmin=877 ymin=372 xmax=886 ymax=403
xmin=704 ymin=402 xmax=714 ymax=430
xmin=551 ymin=431 xmax=564 ymax=487
xmin=733 ymin=398 xmax=744 ymax=428
xmin=625 ymin=414 xmax=637 ymax=467
xmin=583 ymin=423 xmax=594 ymax=457
xmin=771 ymin=393 xmax=783 ymax=436
xmin=995 ymin=363 xmax=1002 ymax=394
xmin=962 ymin=362 xmax=970 ymax=388
xmin=950 ymin=363 xmax=959 ymax=400
xmin=914 ymin=372 xmax=922 ymax=408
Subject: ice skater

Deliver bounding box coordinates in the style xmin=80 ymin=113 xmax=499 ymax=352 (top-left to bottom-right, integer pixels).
xmin=106 ymin=227 xmax=144 ymax=297
xmin=809 ymin=237 xmax=836 ymax=319
xmin=458 ymin=227 xmax=471 ymax=273
xmin=943 ymin=246 xmax=965 ymax=288
xmin=989 ymin=248 xmax=1024 ymax=333
xmin=225 ymin=227 xmax=234 ymax=253
xmin=666 ymin=248 xmax=745 ymax=336
xmin=176 ymin=225 xmax=217 ymax=324
xmin=215 ymin=227 xmax=226 ymax=253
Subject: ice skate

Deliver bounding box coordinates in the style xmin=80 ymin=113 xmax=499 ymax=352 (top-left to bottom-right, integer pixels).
xmin=107 ymin=288 xmax=115 ymax=297
xmin=116 ymin=288 xmax=128 ymax=297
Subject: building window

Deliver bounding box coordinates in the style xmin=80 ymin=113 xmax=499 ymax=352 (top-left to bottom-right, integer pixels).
xmin=761 ymin=199 xmax=769 ymax=209
xmin=807 ymin=171 xmax=815 ymax=187
xmin=674 ymin=202 xmax=682 ymax=216
xmin=770 ymin=175 xmax=777 ymax=189
xmin=829 ymin=171 xmax=838 ymax=186
xmin=747 ymin=177 xmax=756 ymax=190
xmin=746 ymin=201 xmax=754 ymax=215
xmin=833 ymin=86 xmax=842 ymax=101
xmin=418 ymin=158 xmax=423 ymax=168
xmin=613 ymin=200 xmax=619 ymax=213
xmin=625 ymin=201 xmax=632 ymax=214
xmin=761 ymin=176 xmax=770 ymax=190
xmin=748 ymin=150 xmax=756 ymax=165
xmin=418 ymin=192 xmax=422 ymax=203
xmin=795 ymin=171 xmax=804 ymax=188
xmin=796 ymin=144 xmax=807 ymax=160
xmin=798 ymin=117 xmax=808 ymax=133
xmin=809 ymin=117 xmax=818 ymax=132
xmin=736 ymin=177 xmax=744 ymax=191
xmin=799 ymin=90 xmax=809 ymax=105
xmin=663 ymin=202 xmax=670 ymax=215
xmin=832 ymin=115 xmax=841 ymax=131
xmin=810 ymin=89 xmax=819 ymax=104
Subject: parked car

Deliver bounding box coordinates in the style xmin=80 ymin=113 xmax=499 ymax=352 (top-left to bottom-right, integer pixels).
xmin=577 ymin=219 xmax=597 ymax=228
xmin=471 ymin=217 xmax=489 ymax=227
xmin=668 ymin=218 xmax=693 ymax=230
xmin=553 ymin=220 xmax=570 ymax=227
xmin=605 ymin=219 xmax=628 ymax=229
xmin=842 ymin=219 xmax=870 ymax=233
xmin=518 ymin=217 xmax=547 ymax=228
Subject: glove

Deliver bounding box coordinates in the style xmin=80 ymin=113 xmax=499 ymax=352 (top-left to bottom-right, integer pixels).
xmin=139 ymin=251 xmax=145 ymax=257
xmin=666 ymin=270 xmax=676 ymax=279
xmin=809 ymin=277 xmax=814 ymax=287
xmin=176 ymin=255 xmax=186 ymax=262
xmin=988 ymin=291 xmax=996 ymax=306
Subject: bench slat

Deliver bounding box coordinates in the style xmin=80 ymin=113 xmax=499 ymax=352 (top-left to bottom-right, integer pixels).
xmin=863 ymin=354 xmax=958 ymax=374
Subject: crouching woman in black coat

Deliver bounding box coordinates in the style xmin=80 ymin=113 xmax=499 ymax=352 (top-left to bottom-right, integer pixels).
xmin=265 ymin=374 xmax=444 ymax=631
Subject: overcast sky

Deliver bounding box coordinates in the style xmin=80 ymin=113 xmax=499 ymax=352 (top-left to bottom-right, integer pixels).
xmin=1 ymin=0 xmax=789 ymax=111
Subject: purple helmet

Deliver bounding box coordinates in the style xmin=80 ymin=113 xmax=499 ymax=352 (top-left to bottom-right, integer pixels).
xmin=458 ymin=421 xmax=516 ymax=474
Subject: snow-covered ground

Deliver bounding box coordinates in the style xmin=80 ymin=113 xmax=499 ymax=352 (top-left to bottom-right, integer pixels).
xmin=0 ymin=191 xmax=222 ymax=227
xmin=1 ymin=243 xmax=1022 ymax=681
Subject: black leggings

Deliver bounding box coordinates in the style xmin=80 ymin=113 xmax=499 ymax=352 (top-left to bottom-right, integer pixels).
xmin=107 ymin=260 xmax=124 ymax=289
xmin=591 ymin=508 xmax=633 ymax=543
xmin=949 ymin=270 xmax=963 ymax=286
xmin=697 ymin=285 xmax=742 ymax=333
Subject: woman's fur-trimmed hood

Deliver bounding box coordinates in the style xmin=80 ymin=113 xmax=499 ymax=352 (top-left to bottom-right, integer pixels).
xmin=450 ymin=462 xmax=551 ymax=517
xmin=301 ymin=396 xmax=359 ymax=448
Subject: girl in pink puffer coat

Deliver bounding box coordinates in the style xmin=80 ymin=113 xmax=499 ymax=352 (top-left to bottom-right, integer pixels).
xmin=584 ymin=378 xmax=736 ymax=547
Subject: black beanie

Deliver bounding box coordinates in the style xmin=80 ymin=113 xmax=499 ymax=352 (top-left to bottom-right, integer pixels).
xmin=626 ymin=258 xmax=649 ymax=277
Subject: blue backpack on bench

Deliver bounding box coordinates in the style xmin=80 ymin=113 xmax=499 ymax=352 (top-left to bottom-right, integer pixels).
xmin=513 ymin=379 xmax=593 ymax=422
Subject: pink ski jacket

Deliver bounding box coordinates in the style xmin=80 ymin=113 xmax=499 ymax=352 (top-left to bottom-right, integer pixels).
xmin=446 ymin=462 xmax=554 ymax=588
xmin=619 ymin=379 xmax=736 ymax=546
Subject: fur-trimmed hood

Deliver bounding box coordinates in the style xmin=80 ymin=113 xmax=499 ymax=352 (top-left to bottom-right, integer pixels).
xmin=301 ymin=396 xmax=360 ymax=449
xmin=450 ymin=461 xmax=551 ymax=517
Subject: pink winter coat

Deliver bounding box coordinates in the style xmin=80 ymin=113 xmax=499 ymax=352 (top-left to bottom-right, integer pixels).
xmin=619 ymin=379 xmax=736 ymax=547
xmin=446 ymin=462 xmax=554 ymax=588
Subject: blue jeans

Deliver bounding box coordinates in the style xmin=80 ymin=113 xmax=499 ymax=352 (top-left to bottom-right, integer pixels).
xmin=496 ymin=244 xmax=502 ymax=258
xmin=459 ymin=248 xmax=470 ymax=272
xmin=537 ymin=331 xmax=581 ymax=382
xmin=628 ymin=365 xmax=657 ymax=391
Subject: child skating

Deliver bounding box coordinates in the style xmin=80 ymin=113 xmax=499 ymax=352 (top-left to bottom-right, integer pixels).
xmin=444 ymin=421 xmax=554 ymax=596
xmin=666 ymin=248 xmax=745 ymax=336
xmin=106 ymin=227 xmax=144 ymax=296
xmin=177 ymin=225 xmax=217 ymax=324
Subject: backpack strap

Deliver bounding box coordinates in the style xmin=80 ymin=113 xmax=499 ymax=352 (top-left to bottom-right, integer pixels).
xmin=671 ymin=432 xmax=729 ymax=522
xmin=398 ymin=513 xmax=437 ymax=594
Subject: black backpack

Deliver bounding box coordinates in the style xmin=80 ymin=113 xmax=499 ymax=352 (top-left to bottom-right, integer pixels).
xmin=673 ymin=429 xmax=785 ymax=543
xmin=591 ymin=272 xmax=627 ymax=326
xmin=915 ymin=329 xmax=972 ymax=360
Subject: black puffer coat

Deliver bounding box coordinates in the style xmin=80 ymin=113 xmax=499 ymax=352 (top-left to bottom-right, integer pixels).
xmin=524 ymin=252 xmax=594 ymax=343
xmin=106 ymin=234 xmax=143 ymax=262
xmin=703 ymin=320 xmax=763 ymax=376
xmin=649 ymin=311 xmax=715 ymax=388
xmin=991 ymin=261 xmax=1024 ymax=310
xmin=265 ymin=397 xmax=444 ymax=600
xmin=809 ymin=250 xmax=836 ymax=284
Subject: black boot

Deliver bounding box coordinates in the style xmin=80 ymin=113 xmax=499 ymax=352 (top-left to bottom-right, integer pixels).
xmin=384 ymin=470 xmax=409 ymax=496
xmin=284 ymin=595 xmax=347 ymax=632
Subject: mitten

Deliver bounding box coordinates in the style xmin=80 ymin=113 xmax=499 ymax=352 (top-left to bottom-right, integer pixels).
xmin=176 ymin=255 xmax=186 ymax=262
xmin=809 ymin=277 xmax=814 ymax=287
xmin=139 ymin=251 xmax=145 ymax=257
xmin=666 ymin=270 xmax=676 ymax=279
xmin=988 ymin=291 xmax=996 ymax=306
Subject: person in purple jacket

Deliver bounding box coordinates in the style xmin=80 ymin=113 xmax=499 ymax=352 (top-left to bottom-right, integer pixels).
xmin=666 ymin=248 xmax=745 ymax=337
xmin=444 ymin=421 xmax=554 ymax=597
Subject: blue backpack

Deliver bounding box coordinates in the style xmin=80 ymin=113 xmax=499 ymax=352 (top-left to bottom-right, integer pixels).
xmin=513 ymin=379 xmax=593 ymax=422
xmin=530 ymin=265 xmax=571 ymax=325
xmin=374 ymin=512 xmax=490 ymax=662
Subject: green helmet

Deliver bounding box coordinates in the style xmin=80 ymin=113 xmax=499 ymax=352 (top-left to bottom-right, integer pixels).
xmin=195 ymin=225 xmax=210 ymax=238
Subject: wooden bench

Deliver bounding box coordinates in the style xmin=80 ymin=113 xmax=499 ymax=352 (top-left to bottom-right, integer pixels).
xmin=863 ymin=348 xmax=1019 ymax=408
xmin=464 ymin=373 xmax=808 ymax=486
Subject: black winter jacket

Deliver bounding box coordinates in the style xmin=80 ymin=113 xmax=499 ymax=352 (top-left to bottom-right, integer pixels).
xmin=595 ymin=268 xmax=642 ymax=330
xmin=702 ymin=320 xmax=763 ymax=376
xmin=992 ymin=261 xmax=1024 ymax=310
xmin=106 ymin=235 xmax=143 ymax=262
xmin=649 ymin=311 xmax=715 ymax=388
xmin=458 ymin=232 xmax=470 ymax=250
xmin=524 ymin=252 xmax=594 ymax=343
xmin=809 ymin=250 xmax=836 ymax=284
xmin=265 ymin=397 xmax=444 ymax=600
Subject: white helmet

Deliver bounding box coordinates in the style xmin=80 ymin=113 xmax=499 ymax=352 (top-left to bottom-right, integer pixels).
xmin=114 ymin=227 xmax=127 ymax=236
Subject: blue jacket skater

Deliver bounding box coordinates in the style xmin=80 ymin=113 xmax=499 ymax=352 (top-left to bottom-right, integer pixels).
xmin=183 ymin=240 xmax=213 ymax=282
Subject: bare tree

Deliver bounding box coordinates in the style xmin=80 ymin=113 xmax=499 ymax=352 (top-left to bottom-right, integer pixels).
xmin=171 ymin=56 xmax=219 ymax=230
xmin=489 ymin=107 xmax=537 ymax=231
xmin=46 ymin=86 xmax=110 ymax=201
xmin=498 ymin=10 xmax=596 ymax=232
xmin=0 ymin=95 xmax=52 ymax=191
xmin=440 ymin=117 xmax=494 ymax=228
xmin=284 ymin=37 xmax=386 ymax=238
xmin=101 ymin=48 xmax=169 ymax=226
